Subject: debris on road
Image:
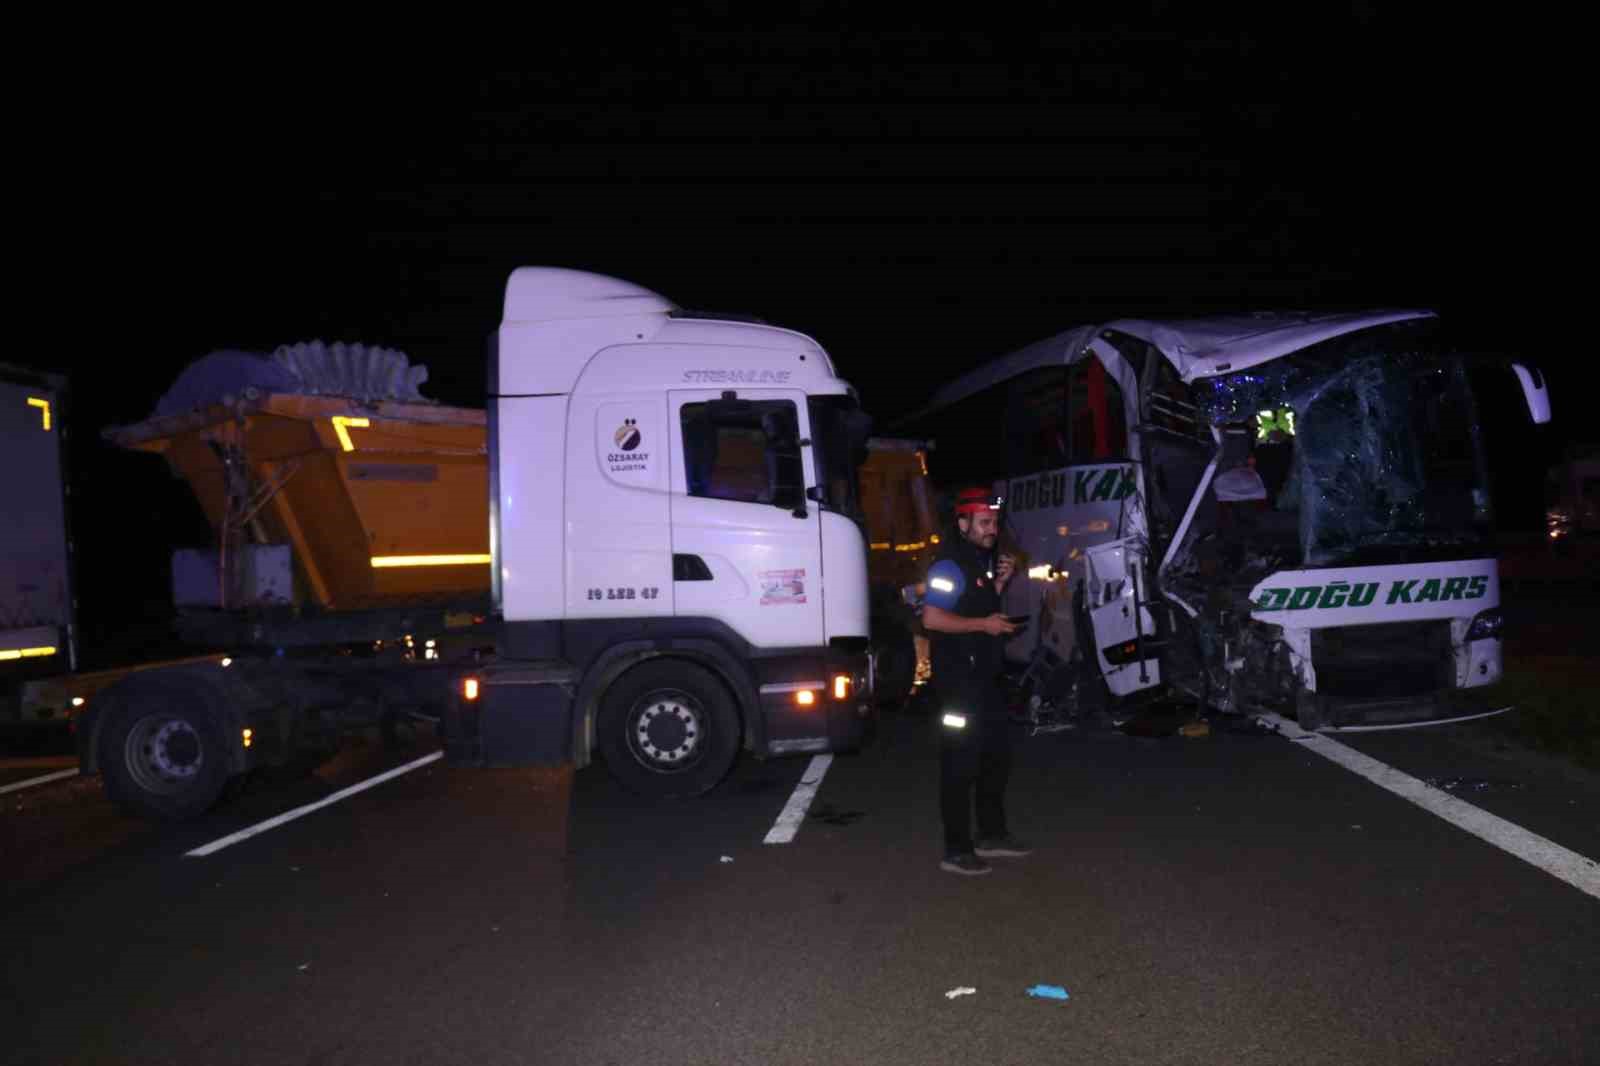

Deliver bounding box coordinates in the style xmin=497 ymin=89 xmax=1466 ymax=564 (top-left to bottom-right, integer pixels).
xmin=1026 ymin=984 xmax=1070 ymax=1001
xmin=807 ymin=802 xmax=866 ymax=827
xmin=1425 ymin=777 xmax=1526 ymax=793
xmin=945 ymin=987 xmax=977 ymax=999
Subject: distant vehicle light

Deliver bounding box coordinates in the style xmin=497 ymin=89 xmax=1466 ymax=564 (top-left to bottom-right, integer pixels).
xmin=463 ymin=678 xmax=481 ymax=701
xmin=242 ymin=728 xmax=253 ymax=749
xmin=796 ymin=689 xmax=816 ymax=706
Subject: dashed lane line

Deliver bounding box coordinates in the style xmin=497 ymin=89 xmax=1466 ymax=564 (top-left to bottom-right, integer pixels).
xmin=0 ymin=768 xmax=80 ymax=795
xmin=185 ymin=751 xmax=444 ymax=857
xmin=764 ymin=754 xmax=833 ymax=844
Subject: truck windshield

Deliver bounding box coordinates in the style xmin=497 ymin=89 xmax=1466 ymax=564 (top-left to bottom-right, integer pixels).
xmin=1197 ymin=321 xmax=1492 ymax=567
xmin=808 ymin=395 xmax=871 ymax=521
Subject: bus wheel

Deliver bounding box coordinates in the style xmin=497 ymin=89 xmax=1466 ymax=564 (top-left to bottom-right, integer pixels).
xmin=598 ymin=661 xmax=740 ymax=798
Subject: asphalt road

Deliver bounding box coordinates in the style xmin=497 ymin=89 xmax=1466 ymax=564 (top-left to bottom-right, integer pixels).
xmin=4 ymin=704 xmax=1598 ymax=1066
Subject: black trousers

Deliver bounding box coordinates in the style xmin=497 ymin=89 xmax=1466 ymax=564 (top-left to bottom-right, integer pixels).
xmin=938 ymin=676 xmax=1012 ymax=854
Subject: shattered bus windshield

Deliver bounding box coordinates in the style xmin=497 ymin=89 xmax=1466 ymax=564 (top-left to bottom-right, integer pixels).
xmin=1196 ymin=321 xmax=1492 ymax=567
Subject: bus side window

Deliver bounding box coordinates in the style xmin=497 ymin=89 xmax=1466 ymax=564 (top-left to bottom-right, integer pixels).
xmin=1004 ymin=366 xmax=1069 ymax=476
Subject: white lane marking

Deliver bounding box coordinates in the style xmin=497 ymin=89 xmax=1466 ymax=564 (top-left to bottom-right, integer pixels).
xmin=185 ymin=751 xmax=444 ymax=858
xmin=1259 ymin=713 xmax=1600 ymax=901
xmin=1325 ymin=707 xmax=1512 ymax=733
xmin=763 ymin=754 xmax=832 ymax=845
xmin=0 ymin=767 xmax=80 ymax=795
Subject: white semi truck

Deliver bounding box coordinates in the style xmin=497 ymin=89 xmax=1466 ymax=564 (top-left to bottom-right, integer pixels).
xmin=898 ymin=311 xmax=1551 ymax=730
xmin=58 ymin=268 xmax=874 ymax=819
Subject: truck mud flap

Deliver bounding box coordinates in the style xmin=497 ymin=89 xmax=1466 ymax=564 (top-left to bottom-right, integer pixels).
xmin=445 ymin=665 xmax=577 ymax=768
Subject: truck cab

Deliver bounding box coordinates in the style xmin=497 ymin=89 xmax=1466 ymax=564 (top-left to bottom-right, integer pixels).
xmin=475 ymin=268 xmax=875 ymax=794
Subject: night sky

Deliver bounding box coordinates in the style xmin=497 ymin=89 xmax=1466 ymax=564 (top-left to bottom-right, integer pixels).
xmin=43 ymin=17 xmax=1580 ymax=660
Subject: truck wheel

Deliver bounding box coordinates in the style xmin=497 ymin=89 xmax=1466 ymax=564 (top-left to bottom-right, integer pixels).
xmin=99 ymin=687 xmax=231 ymax=821
xmin=598 ymin=661 xmax=740 ymax=798
xmin=872 ymin=630 xmax=916 ymax=708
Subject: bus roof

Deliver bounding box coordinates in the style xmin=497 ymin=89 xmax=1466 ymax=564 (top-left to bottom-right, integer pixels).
xmin=910 ymin=310 xmax=1435 ymax=421
xmin=1107 ymin=309 xmax=1436 ymax=382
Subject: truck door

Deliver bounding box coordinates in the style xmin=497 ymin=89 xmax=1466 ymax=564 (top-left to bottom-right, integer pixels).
xmin=668 ymin=389 xmax=824 ymax=649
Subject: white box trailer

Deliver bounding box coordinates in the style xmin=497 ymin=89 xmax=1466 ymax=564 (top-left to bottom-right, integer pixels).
xmin=1 ymin=364 xmax=75 ymax=705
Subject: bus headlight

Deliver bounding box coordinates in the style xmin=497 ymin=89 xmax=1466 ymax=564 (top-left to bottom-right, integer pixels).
xmin=1465 ymin=609 xmax=1502 ymax=642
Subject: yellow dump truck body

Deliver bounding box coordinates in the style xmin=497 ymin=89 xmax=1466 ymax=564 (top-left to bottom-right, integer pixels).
xmin=108 ymin=394 xmax=489 ymax=611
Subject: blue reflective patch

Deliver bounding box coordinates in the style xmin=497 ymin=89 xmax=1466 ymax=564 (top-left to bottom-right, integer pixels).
xmin=924 ymin=559 xmax=965 ymax=609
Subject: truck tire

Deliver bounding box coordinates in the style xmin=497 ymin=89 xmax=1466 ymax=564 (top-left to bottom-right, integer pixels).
xmin=597 ymin=660 xmax=740 ymax=798
xmin=871 ymin=629 xmax=916 ymax=708
xmin=99 ymin=685 xmax=231 ymax=821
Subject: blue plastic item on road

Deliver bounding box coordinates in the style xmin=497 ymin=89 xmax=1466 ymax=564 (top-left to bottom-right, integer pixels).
xmin=1026 ymin=984 xmax=1070 ymax=1000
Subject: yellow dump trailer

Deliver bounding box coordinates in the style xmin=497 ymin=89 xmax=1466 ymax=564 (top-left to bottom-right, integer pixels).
xmin=859 ymin=438 xmax=940 ymax=591
xmin=107 ymin=393 xmax=490 ymax=612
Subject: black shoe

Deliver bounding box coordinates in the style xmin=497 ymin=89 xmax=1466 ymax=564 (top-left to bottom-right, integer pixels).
xmin=974 ymin=835 xmax=1033 ymax=858
xmin=939 ymin=852 xmax=993 ymax=876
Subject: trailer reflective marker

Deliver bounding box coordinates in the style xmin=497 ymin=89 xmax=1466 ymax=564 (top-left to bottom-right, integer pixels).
xmin=330 ymin=415 xmax=369 ymax=451
xmin=27 ymin=396 xmax=51 ymax=430
xmin=0 ymin=646 xmax=57 ymax=661
xmin=370 ymin=554 xmax=493 ymax=568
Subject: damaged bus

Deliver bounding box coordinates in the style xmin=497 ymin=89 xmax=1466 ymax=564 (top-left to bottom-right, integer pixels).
xmin=896 ymin=311 xmax=1550 ymax=730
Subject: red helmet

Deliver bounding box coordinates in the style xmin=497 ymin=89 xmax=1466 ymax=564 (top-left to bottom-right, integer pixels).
xmin=954 ymin=486 xmax=998 ymax=517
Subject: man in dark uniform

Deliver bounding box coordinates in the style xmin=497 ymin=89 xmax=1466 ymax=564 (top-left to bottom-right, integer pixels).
xmin=923 ymin=486 xmax=1033 ymax=876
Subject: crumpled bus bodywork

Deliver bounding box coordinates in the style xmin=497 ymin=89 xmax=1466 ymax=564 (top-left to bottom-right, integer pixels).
xmin=899 ymin=311 xmax=1549 ymax=730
